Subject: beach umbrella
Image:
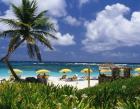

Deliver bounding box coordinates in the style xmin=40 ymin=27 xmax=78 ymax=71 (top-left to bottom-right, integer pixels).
xmin=134 ymin=68 xmax=140 ymax=72
xmin=81 ymin=68 xmax=93 ymax=73
xmin=36 ymin=69 xmax=50 ymax=74
xmin=9 ymin=69 xmax=23 ymax=74
xmin=59 ymin=68 xmax=72 ymax=73
xmin=81 ymin=68 xmax=93 ymax=88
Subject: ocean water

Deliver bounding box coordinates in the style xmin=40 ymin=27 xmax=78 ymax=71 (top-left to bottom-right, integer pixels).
xmin=0 ymin=61 xmax=139 ymax=79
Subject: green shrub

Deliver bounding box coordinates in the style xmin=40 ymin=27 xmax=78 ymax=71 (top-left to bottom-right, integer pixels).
xmin=0 ymin=77 xmax=140 ymax=109
xmin=0 ymin=82 xmax=91 ymax=109
xmin=77 ymin=77 xmax=140 ymax=108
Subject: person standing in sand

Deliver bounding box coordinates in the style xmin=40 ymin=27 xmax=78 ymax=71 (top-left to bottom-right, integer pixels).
xmin=42 ymin=73 xmax=48 ymax=84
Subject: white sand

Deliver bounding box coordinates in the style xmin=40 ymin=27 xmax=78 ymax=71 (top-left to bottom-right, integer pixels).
xmin=0 ymin=76 xmax=98 ymax=89
xmin=48 ymin=77 xmax=98 ymax=89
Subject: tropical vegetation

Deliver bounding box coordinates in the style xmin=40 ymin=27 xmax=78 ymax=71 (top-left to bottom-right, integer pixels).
xmin=0 ymin=0 xmax=56 ymax=80
xmin=0 ymin=77 xmax=140 ymax=109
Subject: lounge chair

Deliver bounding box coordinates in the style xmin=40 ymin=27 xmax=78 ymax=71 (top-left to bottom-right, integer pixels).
xmin=81 ymin=76 xmax=98 ymax=80
xmin=66 ymin=75 xmax=78 ymax=81
xmin=60 ymin=75 xmax=67 ymax=80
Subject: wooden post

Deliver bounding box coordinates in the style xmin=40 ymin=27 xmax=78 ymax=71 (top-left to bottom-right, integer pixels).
xmin=88 ymin=67 xmax=90 ymax=88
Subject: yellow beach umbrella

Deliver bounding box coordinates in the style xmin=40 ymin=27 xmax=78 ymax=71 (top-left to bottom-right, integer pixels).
xmin=81 ymin=68 xmax=93 ymax=73
xmin=134 ymin=68 xmax=140 ymax=72
xmin=36 ymin=69 xmax=50 ymax=74
xmin=9 ymin=69 xmax=23 ymax=74
xmin=81 ymin=68 xmax=93 ymax=88
xmin=59 ymin=68 xmax=72 ymax=73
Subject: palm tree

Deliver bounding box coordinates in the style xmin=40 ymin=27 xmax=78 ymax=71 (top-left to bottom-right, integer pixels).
xmin=0 ymin=0 xmax=57 ymax=81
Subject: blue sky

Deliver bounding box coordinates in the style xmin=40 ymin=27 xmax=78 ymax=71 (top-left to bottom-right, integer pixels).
xmin=0 ymin=0 xmax=140 ymax=62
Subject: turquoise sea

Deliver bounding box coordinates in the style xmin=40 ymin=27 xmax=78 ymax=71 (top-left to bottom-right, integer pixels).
xmin=0 ymin=61 xmax=139 ymax=79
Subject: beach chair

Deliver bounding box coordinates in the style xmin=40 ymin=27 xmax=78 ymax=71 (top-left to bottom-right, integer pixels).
xmin=82 ymin=76 xmax=89 ymax=80
xmin=60 ymin=75 xmax=67 ymax=80
xmin=66 ymin=75 xmax=78 ymax=81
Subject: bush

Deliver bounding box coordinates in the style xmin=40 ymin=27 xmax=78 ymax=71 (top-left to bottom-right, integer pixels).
xmin=77 ymin=77 xmax=140 ymax=108
xmin=0 ymin=82 xmax=91 ymax=109
xmin=0 ymin=77 xmax=140 ymax=109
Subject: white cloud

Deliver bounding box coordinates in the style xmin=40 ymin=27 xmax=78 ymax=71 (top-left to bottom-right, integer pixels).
xmin=37 ymin=0 xmax=67 ymax=17
xmin=48 ymin=17 xmax=76 ymax=46
xmin=82 ymin=3 xmax=140 ymax=53
xmin=0 ymin=7 xmax=17 ymax=31
xmin=64 ymin=16 xmax=81 ymax=26
xmin=1 ymin=0 xmax=22 ymax=6
xmin=79 ymin=0 xmax=98 ymax=7
xmin=1 ymin=0 xmax=67 ymax=17
xmin=51 ymin=32 xmax=75 ymax=46
xmin=102 ymin=51 xmax=139 ymax=58
xmin=79 ymin=0 xmax=89 ymax=7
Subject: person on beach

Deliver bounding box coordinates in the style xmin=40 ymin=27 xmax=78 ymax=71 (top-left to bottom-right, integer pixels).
xmin=37 ymin=74 xmax=42 ymax=83
xmin=42 ymin=73 xmax=48 ymax=84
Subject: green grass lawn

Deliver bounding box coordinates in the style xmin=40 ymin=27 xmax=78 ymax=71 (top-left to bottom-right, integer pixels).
xmin=0 ymin=77 xmax=140 ymax=109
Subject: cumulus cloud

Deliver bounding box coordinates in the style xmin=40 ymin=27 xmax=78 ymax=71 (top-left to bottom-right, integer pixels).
xmin=48 ymin=18 xmax=76 ymax=46
xmin=51 ymin=32 xmax=75 ymax=46
xmin=0 ymin=7 xmax=17 ymax=31
xmin=37 ymin=0 xmax=67 ymax=17
xmin=82 ymin=3 xmax=140 ymax=53
xmin=64 ymin=16 xmax=81 ymax=26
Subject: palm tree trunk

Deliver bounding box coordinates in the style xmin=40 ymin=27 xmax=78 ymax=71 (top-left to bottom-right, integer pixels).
xmin=2 ymin=57 xmax=20 ymax=81
xmin=0 ymin=38 xmax=25 ymax=81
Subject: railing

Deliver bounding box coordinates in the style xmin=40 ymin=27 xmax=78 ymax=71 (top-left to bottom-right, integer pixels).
xmin=99 ymin=67 xmax=131 ymax=83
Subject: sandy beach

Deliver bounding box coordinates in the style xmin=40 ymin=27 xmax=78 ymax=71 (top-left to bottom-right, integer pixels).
xmin=48 ymin=77 xmax=98 ymax=89
xmin=0 ymin=76 xmax=99 ymax=89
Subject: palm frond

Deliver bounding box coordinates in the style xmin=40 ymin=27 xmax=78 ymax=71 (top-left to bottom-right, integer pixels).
xmin=33 ymin=17 xmax=56 ymax=31
xmin=8 ymin=34 xmax=21 ymax=52
xmin=31 ymin=30 xmax=57 ymax=39
xmin=12 ymin=4 xmax=23 ymax=21
xmin=8 ymin=38 xmax=25 ymax=55
xmin=33 ymin=10 xmax=47 ymax=22
xmin=0 ymin=18 xmax=20 ymax=28
xmin=0 ymin=18 xmax=31 ymax=29
xmin=45 ymin=21 xmax=56 ymax=31
xmin=0 ymin=30 xmax=20 ymax=37
xmin=1 ymin=0 xmax=56 ymax=63
xmin=31 ymin=32 xmax=53 ymax=50
xmin=34 ymin=44 xmax=42 ymax=62
xmin=30 ymin=0 xmax=37 ymax=12
xmin=21 ymin=0 xmax=37 ymax=23
xmin=26 ymin=43 xmax=35 ymax=59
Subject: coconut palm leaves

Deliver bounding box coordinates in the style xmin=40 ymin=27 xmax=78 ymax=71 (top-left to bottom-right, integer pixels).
xmin=0 ymin=0 xmax=56 ymax=61
xmin=0 ymin=0 xmax=57 ymax=80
